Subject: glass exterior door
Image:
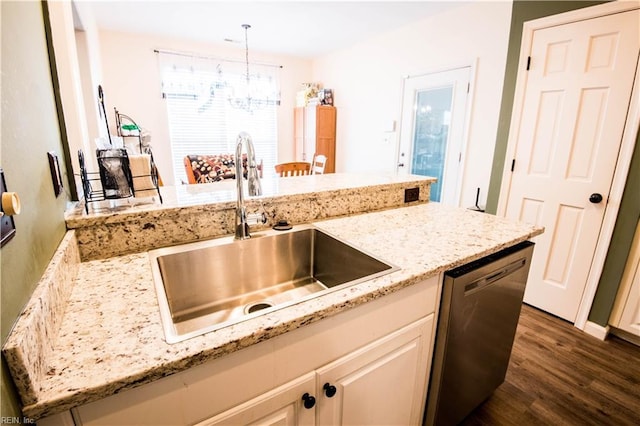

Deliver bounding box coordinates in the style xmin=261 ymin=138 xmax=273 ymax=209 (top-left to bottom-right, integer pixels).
xmin=398 ymin=67 xmax=470 ymax=205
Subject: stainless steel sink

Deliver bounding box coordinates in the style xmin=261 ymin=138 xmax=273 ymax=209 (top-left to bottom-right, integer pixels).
xmin=149 ymin=225 xmax=398 ymax=343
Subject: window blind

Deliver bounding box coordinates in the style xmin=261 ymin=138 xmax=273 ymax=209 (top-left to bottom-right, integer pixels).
xmin=159 ymin=54 xmax=279 ymax=184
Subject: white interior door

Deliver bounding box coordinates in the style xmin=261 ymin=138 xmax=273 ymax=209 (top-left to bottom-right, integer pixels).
xmin=610 ymin=220 xmax=640 ymax=337
xmin=502 ymin=9 xmax=640 ymax=322
xmin=398 ymin=67 xmax=470 ymax=205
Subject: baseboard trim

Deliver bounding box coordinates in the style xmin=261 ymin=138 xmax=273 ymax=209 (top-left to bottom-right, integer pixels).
xmin=584 ymin=321 xmax=609 ymax=341
xmin=610 ymin=327 xmax=640 ymax=347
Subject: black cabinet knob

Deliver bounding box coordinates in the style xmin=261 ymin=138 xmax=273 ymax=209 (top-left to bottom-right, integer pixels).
xmin=589 ymin=193 xmax=603 ymax=204
xmin=302 ymin=393 xmax=316 ymax=409
xmin=323 ymin=383 xmax=337 ymax=398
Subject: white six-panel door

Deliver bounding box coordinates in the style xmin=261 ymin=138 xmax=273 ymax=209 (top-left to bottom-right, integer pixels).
xmin=503 ymin=9 xmax=640 ymax=322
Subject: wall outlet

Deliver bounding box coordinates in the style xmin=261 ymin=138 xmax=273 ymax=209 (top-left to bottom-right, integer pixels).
xmin=404 ymin=187 xmax=419 ymax=203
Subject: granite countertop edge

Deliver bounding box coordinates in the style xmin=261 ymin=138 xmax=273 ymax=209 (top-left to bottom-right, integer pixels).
xmin=24 ymin=272 xmax=438 ymax=419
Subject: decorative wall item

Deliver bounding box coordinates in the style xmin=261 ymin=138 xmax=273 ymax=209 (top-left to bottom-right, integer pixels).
xmin=48 ymin=151 xmax=64 ymax=197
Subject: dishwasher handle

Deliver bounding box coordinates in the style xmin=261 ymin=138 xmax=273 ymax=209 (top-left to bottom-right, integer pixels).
xmin=463 ymin=258 xmax=527 ymax=294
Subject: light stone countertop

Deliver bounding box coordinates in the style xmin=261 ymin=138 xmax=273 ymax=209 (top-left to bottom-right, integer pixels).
xmin=65 ymin=172 xmax=436 ymax=227
xmin=24 ymin=203 xmax=543 ymax=419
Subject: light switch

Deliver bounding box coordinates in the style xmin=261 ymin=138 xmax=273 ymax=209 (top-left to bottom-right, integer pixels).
xmin=1 ymin=169 xmax=17 ymax=247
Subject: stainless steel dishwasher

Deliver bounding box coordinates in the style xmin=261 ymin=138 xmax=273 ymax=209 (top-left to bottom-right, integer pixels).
xmin=424 ymin=241 xmax=534 ymax=426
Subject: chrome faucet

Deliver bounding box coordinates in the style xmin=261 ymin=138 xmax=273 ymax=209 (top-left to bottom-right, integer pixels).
xmin=235 ymin=132 xmax=266 ymax=239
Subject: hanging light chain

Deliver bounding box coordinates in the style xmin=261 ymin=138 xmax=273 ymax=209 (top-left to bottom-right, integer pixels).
xmin=243 ymin=24 xmax=251 ymax=96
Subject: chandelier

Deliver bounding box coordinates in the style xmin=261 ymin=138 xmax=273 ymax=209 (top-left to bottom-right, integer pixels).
xmin=228 ymin=24 xmax=270 ymax=112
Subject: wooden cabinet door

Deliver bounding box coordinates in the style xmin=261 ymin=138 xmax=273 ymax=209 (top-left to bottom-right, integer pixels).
xmin=195 ymin=372 xmax=316 ymax=426
xmin=315 ymin=316 xmax=434 ymax=426
xmin=293 ymin=106 xmax=336 ymax=169
xmin=315 ymin=106 xmax=337 ymax=173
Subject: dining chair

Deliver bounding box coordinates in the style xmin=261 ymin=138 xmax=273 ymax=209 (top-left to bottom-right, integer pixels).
xmin=311 ymin=154 xmax=327 ymax=174
xmin=274 ymin=162 xmax=311 ymax=177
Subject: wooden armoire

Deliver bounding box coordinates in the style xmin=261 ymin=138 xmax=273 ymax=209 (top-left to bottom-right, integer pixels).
xmin=294 ymin=105 xmax=336 ymax=173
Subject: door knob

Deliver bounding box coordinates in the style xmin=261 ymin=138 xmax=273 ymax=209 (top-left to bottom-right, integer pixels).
xmin=302 ymin=393 xmax=316 ymax=409
xmin=589 ymin=193 xmax=603 ymax=204
xmin=323 ymin=383 xmax=337 ymax=398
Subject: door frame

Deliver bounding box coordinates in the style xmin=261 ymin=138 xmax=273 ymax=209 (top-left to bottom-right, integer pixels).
xmin=396 ymin=60 xmax=477 ymax=207
xmin=496 ymin=1 xmax=640 ymax=334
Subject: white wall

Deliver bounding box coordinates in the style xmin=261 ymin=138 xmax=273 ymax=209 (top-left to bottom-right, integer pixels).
xmin=311 ymin=1 xmax=513 ymax=208
xmin=73 ymin=0 xmax=106 ymax=143
xmin=97 ymin=30 xmax=312 ymax=185
xmin=47 ymin=0 xmax=95 ymax=194
xmin=71 ymin=2 xmax=107 ymax=173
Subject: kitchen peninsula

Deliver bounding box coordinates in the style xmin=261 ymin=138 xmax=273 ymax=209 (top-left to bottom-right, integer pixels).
xmin=65 ymin=173 xmax=434 ymax=261
xmin=3 ymin=173 xmax=542 ymax=424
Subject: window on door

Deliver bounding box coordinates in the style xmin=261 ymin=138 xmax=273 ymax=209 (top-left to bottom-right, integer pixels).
xmin=158 ymin=53 xmax=280 ymax=184
xmin=411 ymin=86 xmax=454 ymax=201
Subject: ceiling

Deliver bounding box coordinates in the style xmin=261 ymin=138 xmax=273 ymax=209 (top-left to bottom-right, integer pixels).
xmin=77 ymin=1 xmax=464 ymax=58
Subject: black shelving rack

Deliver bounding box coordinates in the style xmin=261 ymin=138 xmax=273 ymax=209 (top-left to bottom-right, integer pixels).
xmin=115 ymin=108 xmax=144 ymax=153
xmin=76 ymin=109 xmax=163 ymax=214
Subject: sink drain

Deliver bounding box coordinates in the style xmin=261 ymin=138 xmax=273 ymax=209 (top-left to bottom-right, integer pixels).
xmin=244 ymin=301 xmax=274 ymax=314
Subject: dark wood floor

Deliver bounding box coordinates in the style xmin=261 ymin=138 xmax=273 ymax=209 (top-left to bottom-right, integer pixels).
xmin=461 ymin=304 xmax=640 ymax=426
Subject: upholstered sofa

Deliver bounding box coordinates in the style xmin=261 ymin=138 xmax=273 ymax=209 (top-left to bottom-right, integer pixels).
xmin=183 ymin=154 xmax=263 ymax=184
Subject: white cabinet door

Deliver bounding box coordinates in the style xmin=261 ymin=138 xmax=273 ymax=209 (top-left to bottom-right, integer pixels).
xmin=302 ymin=106 xmax=316 ymax=161
xmin=315 ymin=316 xmax=434 ymax=426
xmin=195 ymin=372 xmax=316 ymax=426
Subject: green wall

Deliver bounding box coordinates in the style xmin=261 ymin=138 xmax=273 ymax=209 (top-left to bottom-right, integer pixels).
xmin=1 ymin=1 xmax=69 ymax=419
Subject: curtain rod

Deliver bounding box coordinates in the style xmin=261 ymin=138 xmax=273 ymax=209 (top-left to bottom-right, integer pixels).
xmin=153 ymin=48 xmax=283 ymax=69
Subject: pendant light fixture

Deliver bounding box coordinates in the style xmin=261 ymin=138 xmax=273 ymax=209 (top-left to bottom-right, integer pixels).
xmin=228 ymin=24 xmax=263 ymax=112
